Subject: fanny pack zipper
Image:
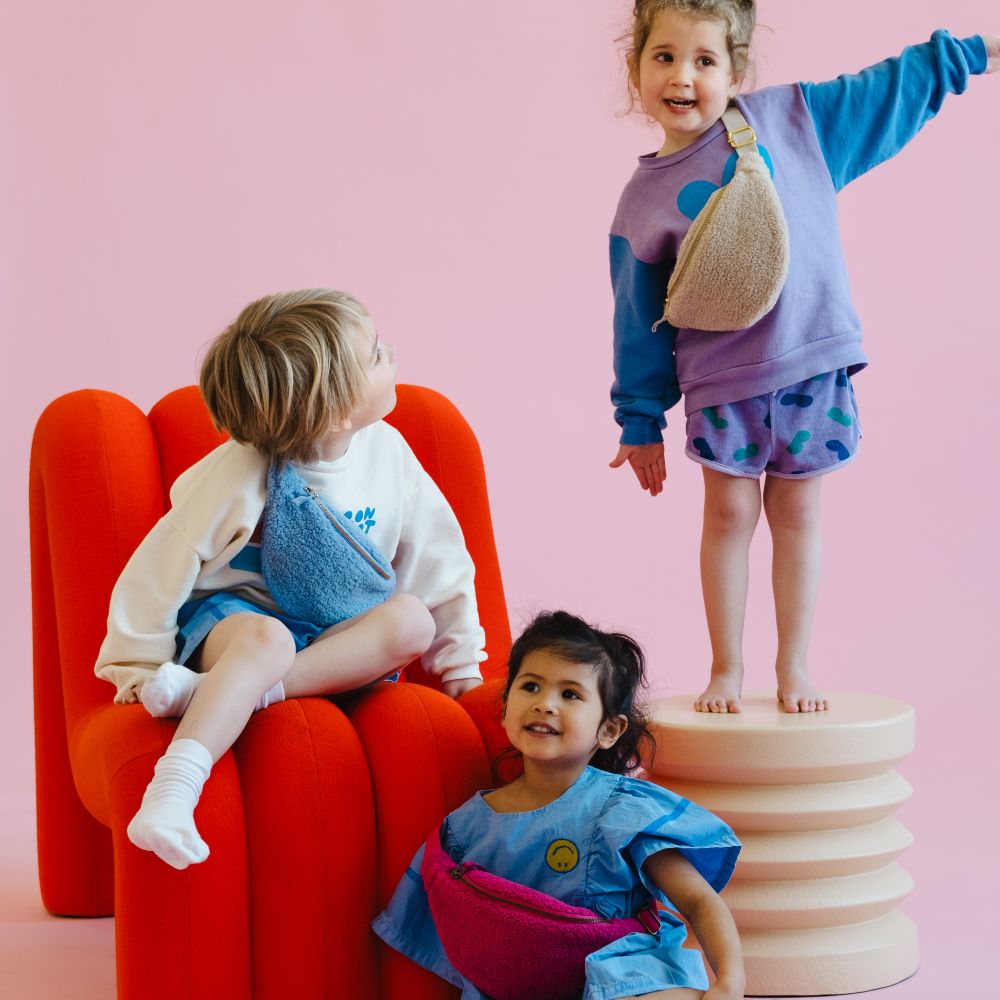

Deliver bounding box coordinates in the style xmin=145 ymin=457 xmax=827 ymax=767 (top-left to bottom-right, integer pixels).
xmin=302 ymin=485 xmax=392 ymax=580
xmin=654 ymin=185 xmax=725 ymax=332
xmin=449 ymin=864 xmax=605 ymax=922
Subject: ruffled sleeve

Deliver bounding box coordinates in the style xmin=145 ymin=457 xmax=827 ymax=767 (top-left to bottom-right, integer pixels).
xmin=595 ymin=775 xmax=741 ymax=905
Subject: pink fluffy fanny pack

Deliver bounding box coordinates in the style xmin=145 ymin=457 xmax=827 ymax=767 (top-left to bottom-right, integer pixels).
xmin=421 ymin=825 xmax=660 ymax=1000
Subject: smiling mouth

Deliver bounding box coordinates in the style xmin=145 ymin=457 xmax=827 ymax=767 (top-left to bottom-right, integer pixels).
xmin=525 ymin=723 xmax=560 ymax=735
xmin=664 ymin=98 xmax=695 ymax=108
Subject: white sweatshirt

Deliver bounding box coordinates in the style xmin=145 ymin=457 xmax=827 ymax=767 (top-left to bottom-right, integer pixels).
xmin=95 ymin=422 xmax=487 ymax=702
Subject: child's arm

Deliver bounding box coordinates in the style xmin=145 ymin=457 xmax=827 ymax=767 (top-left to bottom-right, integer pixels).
xmin=95 ymin=442 xmax=266 ymax=702
xmin=95 ymin=520 xmax=204 ymax=702
xmin=393 ymin=460 xmax=486 ymax=697
xmin=643 ymin=848 xmax=745 ymax=999
xmin=986 ymin=35 xmax=1000 ymax=73
xmin=801 ymin=30 xmax=992 ymax=192
xmin=608 ymin=234 xmax=677 ymax=495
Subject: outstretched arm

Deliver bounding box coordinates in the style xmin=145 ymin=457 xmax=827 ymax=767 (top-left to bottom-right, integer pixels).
xmin=643 ymin=848 xmax=745 ymax=999
xmin=985 ymin=34 xmax=1000 ymax=73
xmin=801 ymin=30 xmax=991 ymax=191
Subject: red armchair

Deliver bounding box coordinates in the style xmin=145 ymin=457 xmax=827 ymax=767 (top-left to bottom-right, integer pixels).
xmin=30 ymin=384 xmax=511 ymax=999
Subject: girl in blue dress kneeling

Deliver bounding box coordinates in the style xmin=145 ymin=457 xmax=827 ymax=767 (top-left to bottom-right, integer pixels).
xmin=373 ymin=611 xmax=745 ymax=1000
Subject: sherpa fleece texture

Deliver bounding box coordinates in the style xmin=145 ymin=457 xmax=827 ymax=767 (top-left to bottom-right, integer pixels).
xmin=664 ymin=147 xmax=789 ymax=332
xmin=261 ymin=462 xmax=394 ymax=627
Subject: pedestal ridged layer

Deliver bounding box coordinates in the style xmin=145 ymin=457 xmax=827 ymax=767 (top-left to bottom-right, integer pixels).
xmin=646 ymin=692 xmax=918 ymax=997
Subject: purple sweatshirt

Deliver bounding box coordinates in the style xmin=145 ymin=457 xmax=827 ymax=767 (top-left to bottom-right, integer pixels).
xmin=610 ymin=31 xmax=988 ymax=445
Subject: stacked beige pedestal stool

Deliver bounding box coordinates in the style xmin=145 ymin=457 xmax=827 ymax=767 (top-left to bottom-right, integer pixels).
xmin=645 ymin=692 xmax=917 ymax=997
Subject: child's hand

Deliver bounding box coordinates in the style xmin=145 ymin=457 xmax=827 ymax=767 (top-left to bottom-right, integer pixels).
xmin=442 ymin=676 xmax=483 ymax=699
xmin=609 ymin=443 xmax=666 ymax=496
xmin=985 ymin=35 xmax=1000 ymax=73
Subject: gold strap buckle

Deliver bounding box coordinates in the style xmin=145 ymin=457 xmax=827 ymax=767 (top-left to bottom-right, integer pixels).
xmin=728 ymin=123 xmax=757 ymax=149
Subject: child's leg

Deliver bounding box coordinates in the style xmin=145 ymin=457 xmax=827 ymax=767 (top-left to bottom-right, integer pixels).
xmin=695 ymin=468 xmax=762 ymax=713
xmin=127 ymin=596 xmax=431 ymax=868
xmin=138 ymin=658 xmax=286 ymax=718
xmin=762 ymin=474 xmax=828 ymax=713
xmin=137 ymin=592 xmax=432 ymax=714
xmin=281 ymin=593 xmax=435 ymax=697
xmin=127 ymin=613 xmax=296 ymax=868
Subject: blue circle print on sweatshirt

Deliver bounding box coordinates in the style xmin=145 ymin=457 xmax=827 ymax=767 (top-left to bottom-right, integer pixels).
xmin=676 ymin=145 xmax=775 ymax=221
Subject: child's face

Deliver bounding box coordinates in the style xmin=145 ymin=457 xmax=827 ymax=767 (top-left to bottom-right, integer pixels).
xmin=503 ymin=650 xmax=624 ymax=771
xmin=348 ymin=319 xmax=398 ymax=430
xmin=634 ymin=10 xmax=739 ymax=156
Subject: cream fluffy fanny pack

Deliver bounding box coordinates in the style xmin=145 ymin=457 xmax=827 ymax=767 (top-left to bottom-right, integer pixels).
xmin=657 ymin=105 xmax=790 ymax=333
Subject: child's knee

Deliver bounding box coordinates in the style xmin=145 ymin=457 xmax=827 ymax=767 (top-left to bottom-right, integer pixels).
xmin=213 ymin=612 xmax=296 ymax=681
xmin=704 ymin=491 xmax=759 ymax=536
xmin=382 ymin=594 xmax=436 ymax=660
xmin=764 ymin=484 xmax=821 ymax=532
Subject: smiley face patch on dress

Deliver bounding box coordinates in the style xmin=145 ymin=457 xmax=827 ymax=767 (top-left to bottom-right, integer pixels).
xmin=545 ymin=839 xmax=580 ymax=873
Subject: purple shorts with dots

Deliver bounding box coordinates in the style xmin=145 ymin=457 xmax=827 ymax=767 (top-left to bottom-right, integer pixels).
xmin=684 ymin=369 xmax=861 ymax=479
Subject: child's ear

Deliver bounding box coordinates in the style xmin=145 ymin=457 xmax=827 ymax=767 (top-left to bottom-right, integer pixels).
xmin=597 ymin=714 xmax=628 ymax=749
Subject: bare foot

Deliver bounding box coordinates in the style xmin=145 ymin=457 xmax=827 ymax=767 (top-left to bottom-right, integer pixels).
xmin=776 ymin=669 xmax=829 ymax=713
xmin=694 ymin=667 xmax=743 ymax=713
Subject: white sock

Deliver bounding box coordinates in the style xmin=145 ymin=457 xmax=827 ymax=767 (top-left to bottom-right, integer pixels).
xmin=141 ymin=664 xmax=286 ymax=717
xmin=139 ymin=662 xmax=202 ymax=718
xmin=127 ymin=739 xmax=213 ymax=870
xmin=256 ymin=680 xmax=285 ymax=712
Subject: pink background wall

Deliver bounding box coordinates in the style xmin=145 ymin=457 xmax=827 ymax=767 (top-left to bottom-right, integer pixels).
xmin=4 ymin=0 xmax=997 ymax=994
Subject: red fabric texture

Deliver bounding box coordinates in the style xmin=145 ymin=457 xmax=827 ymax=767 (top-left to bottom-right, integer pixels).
xmin=348 ymin=682 xmax=493 ymax=1000
xmin=421 ymin=826 xmax=650 ymax=1000
xmin=29 ymin=384 xmax=512 ymax=999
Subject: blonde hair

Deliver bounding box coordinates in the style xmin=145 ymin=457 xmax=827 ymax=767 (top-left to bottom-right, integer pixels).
xmin=200 ymin=288 xmax=371 ymax=464
xmin=623 ymin=0 xmax=756 ymax=112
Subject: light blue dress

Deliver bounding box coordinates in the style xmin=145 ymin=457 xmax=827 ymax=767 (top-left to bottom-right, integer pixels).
xmin=372 ymin=766 xmax=741 ymax=999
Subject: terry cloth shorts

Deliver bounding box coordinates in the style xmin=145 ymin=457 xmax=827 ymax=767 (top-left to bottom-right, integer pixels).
xmin=685 ymin=368 xmax=861 ymax=479
xmin=174 ymin=592 xmax=328 ymax=666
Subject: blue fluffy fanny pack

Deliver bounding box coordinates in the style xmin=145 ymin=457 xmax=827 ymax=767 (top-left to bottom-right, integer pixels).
xmin=260 ymin=462 xmax=395 ymax=628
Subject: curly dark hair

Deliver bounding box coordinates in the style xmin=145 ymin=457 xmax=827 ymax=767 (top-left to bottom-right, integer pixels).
xmin=500 ymin=611 xmax=656 ymax=775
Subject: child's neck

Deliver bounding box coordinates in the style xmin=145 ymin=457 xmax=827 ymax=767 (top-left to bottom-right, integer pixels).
xmin=656 ymin=124 xmax=718 ymax=157
xmin=316 ymin=427 xmax=358 ymax=462
xmin=495 ymin=760 xmax=589 ymax=812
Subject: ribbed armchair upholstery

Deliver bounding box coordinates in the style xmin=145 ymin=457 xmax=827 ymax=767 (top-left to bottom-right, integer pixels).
xmin=29 ymin=383 xmax=511 ymax=999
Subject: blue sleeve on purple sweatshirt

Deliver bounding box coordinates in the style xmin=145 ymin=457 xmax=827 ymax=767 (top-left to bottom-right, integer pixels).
xmin=610 ymin=31 xmax=987 ymax=444
xmin=801 ymin=30 xmax=987 ymax=191
xmin=611 ymin=237 xmax=677 ymax=445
